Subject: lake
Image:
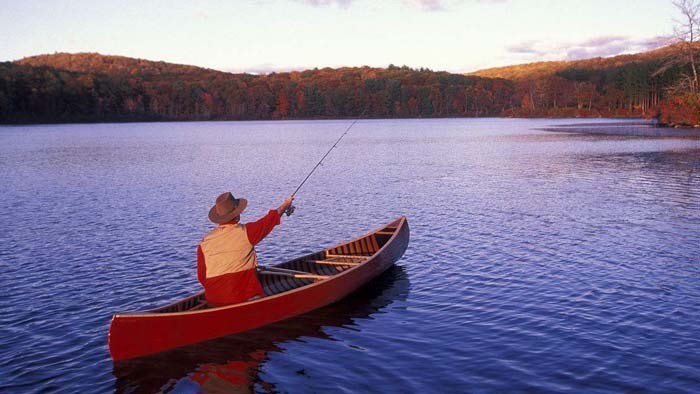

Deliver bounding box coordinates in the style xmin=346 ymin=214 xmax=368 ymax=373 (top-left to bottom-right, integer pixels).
xmin=1 ymin=118 xmax=699 ymax=393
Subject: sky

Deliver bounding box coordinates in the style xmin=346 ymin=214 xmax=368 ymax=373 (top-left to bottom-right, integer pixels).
xmin=0 ymin=0 xmax=680 ymax=74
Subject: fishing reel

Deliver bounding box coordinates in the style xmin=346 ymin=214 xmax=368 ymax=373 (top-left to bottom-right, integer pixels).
xmin=284 ymin=204 xmax=296 ymax=216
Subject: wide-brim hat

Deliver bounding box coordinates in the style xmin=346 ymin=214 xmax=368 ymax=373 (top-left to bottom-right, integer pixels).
xmin=208 ymin=192 xmax=247 ymax=224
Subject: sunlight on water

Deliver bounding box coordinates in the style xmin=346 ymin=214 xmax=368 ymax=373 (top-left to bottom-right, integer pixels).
xmin=0 ymin=119 xmax=699 ymax=392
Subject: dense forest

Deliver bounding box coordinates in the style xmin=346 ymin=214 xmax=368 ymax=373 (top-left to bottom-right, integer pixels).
xmin=470 ymin=44 xmax=687 ymax=118
xmin=0 ymin=45 xmax=696 ymax=124
xmin=0 ymin=54 xmax=513 ymax=123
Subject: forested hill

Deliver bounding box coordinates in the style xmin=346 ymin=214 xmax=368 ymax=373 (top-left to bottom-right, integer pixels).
xmin=0 ymin=45 xmax=693 ymax=123
xmin=469 ymin=44 xmax=690 ymax=118
xmin=0 ymin=53 xmax=513 ymax=123
xmin=15 ymin=53 xmax=226 ymax=77
xmin=469 ymin=44 xmax=681 ymax=80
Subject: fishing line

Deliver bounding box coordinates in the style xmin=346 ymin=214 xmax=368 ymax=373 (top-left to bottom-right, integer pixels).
xmin=285 ymin=110 xmax=367 ymax=216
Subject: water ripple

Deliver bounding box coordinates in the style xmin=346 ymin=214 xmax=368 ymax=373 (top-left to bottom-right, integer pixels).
xmin=1 ymin=119 xmax=699 ymax=393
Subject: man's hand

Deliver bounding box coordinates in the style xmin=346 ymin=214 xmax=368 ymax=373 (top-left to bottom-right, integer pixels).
xmin=277 ymin=196 xmax=295 ymax=217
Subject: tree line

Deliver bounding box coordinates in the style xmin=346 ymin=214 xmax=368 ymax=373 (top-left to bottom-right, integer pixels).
xmin=0 ymin=56 xmax=515 ymax=123
xmin=0 ymin=43 xmax=696 ymax=124
xmin=503 ymin=57 xmax=685 ymax=118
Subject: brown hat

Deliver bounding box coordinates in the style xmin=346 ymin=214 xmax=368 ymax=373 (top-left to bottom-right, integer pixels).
xmin=208 ymin=192 xmax=247 ymax=224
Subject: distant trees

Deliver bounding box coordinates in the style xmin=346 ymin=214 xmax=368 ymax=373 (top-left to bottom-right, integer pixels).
xmin=0 ymin=55 xmax=515 ymax=123
xmin=1 ymin=42 xmax=698 ymax=124
xmin=504 ymin=59 xmax=673 ymax=118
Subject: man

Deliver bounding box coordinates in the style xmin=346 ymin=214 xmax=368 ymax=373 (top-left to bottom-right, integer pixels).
xmin=197 ymin=192 xmax=294 ymax=305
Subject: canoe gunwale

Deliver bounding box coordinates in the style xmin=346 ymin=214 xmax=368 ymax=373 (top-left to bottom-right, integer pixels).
xmin=111 ymin=216 xmax=406 ymax=319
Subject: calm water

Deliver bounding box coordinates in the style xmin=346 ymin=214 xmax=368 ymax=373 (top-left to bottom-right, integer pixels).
xmin=1 ymin=118 xmax=699 ymax=393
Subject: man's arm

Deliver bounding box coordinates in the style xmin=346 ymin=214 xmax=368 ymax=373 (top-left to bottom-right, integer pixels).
xmin=246 ymin=196 xmax=294 ymax=246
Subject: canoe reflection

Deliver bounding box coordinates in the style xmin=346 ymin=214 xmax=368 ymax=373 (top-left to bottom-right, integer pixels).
xmin=113 ymin=265 xmax=409 ymax=393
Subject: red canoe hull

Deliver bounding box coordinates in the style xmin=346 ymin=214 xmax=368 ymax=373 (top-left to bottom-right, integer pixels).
xmin=108 ymin=217 xmax=409 ymax=361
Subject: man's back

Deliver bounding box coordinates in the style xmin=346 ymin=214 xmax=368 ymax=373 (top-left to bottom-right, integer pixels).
xmin=198 ymin=223 xmax=261 ymax=304
xmin=197 ymin=192 xmax=293 ymax=305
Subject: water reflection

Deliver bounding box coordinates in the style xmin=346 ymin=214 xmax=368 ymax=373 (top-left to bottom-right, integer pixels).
xmin=113 ymin=265 xmax=409 ymax=393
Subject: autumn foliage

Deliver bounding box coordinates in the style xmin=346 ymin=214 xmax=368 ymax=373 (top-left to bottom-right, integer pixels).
xmin=0 ymin=46 xmax=697 ymax=124
xmin=474 ymin=44 xmax=690 ymax=119
xmin=658 ymin=94 xmax=700 ymax=126
xmin=0 ymin=53 xmax=514 ymax=123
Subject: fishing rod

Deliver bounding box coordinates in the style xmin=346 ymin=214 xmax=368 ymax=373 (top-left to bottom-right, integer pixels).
xmin=285 ymin=110 xmax=366 ymax=216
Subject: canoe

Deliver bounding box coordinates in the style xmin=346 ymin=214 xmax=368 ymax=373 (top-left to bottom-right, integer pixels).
xmin=112 ymin=266 xmax=409 ymax=392
xmin=108 ymin=216 xmax=409 ymax=361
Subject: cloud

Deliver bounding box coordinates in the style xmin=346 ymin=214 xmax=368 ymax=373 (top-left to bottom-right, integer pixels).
xmin=578 ymin=35 xmax=627 ymax=48
xmin=507 ymin=35 xmax=674 ymax=61
xmin=506 ymin=41 xmax=541 ymax=55
xmin=638 ymin=36 xmax=675 ymax=50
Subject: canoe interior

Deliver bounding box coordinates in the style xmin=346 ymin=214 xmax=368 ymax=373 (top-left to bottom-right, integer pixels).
xmin=148 ymin=223 xmax=400 ymax=314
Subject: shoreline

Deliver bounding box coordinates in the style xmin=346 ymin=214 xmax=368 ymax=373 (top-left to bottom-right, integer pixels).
xmin=0 ymin=115 xmax=654 ymax=127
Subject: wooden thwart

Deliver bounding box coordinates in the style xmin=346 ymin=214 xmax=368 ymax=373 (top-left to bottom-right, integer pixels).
xmin=259 ymin=270 xmax=329 ymax=280
xmin=311 ymin=260 xmax=361 ymax=266
xmin=259 ymin=265 xmax=331 ymax=280
xmin=325 ymin=254 xmax=366 ymax=259
xmin=260 ymin=266 xmax=316 ymax=275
